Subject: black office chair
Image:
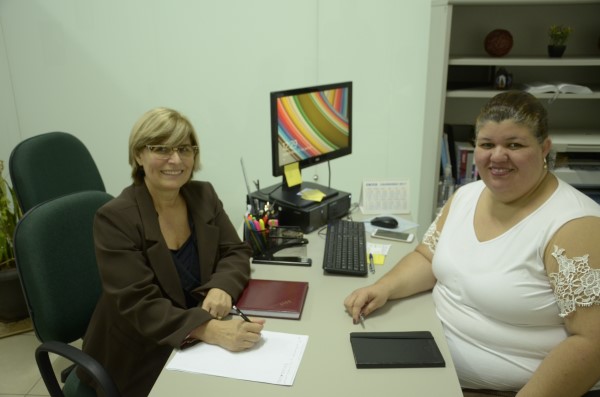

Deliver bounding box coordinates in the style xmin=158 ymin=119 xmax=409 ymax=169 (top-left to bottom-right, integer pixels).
xmin=9 ymin=131 xmax=105 ymax=213
xmin=13 ymin=190 xmax=119 ymax=397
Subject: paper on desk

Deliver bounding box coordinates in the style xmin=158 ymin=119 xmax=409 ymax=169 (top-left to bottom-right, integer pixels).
xmin=166 ymin=330 xmax=308 ymax=386
xmin=367 ymin=242 xmax=391 ymax=265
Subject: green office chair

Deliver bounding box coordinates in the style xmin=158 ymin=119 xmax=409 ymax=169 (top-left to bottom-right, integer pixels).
xmin=13 ymin=190 xmax=119 ymax=397
xmin=9 ymin=131 xmax=105 ymax=213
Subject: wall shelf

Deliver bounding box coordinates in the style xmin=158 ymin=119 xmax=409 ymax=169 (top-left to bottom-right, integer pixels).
xmin=425 ymin=0 xmax=600 ymax=220
xmin=449 ymin=57 xmax=600 ymax=67
xmin=447 ymin=86 xmax=600 ymax=99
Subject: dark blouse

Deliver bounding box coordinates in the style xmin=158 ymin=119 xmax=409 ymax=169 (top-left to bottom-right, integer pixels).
xmin=170 ymin=219 xmax=201 ymax=308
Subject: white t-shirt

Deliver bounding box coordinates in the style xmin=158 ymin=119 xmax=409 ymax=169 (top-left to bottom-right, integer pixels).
xmin=431 ymin=178 xmax=600 ymax=390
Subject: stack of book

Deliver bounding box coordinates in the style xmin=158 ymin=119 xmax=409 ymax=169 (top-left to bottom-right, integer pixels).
xmin=440 ymin=124 xmax=478 ymax=187
xmin=454 ymin=141 xmax=477 ymax=185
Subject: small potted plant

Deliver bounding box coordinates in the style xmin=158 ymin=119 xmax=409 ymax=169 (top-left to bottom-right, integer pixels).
xmin=0 ymin=159 xmax=28 ymax=322
xmin=548 ymin=24 xmax=573 ymax=58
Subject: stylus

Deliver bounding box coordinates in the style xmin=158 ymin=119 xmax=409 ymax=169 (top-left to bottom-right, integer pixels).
xmin=232 ymin=305 xmax=252 ymax=323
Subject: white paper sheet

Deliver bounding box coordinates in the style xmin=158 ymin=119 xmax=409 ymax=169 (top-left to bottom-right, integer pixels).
xmin=166 ymin=330 xmax=308 ymax=386
xmin=366 ymin=242 xmax=391 ymax=256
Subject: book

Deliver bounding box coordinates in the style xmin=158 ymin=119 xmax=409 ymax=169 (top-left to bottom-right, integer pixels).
xmin=233 ymin=279 xmax=309 ymax=320
xmin=440 ymin=132 xmax=452 ymax=174
xmin=524 ymin=82 xmax=592 ymax=95
xmin=454 ymin=140 xmax=475 ymax=185
xmin=465 ymin=151 xmax=475 ymax=183
xmin=444 ymin=124 xmax=476 ymax=181
xmin=350 ymin=331 xmax=446 ymax=368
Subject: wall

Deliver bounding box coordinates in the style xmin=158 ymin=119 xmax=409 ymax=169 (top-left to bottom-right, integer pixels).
xmin=0 ymin=0 xmax=432 ymax=236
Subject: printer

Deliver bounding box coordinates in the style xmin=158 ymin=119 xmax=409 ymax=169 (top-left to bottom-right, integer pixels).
xmin=550 ymin=132 xmax=600 ymax=203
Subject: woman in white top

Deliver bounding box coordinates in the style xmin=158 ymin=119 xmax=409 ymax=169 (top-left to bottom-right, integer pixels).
xmin=344 ymin=91 xmax=600 ymax=397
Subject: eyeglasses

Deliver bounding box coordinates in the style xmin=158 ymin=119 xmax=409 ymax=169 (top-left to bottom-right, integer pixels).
xmin=146 ymin=145 xmax=199 ymax=159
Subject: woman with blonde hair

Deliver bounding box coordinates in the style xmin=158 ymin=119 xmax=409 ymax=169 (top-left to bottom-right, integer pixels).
xmin=79 ymin=108 xmax=264 ymax=396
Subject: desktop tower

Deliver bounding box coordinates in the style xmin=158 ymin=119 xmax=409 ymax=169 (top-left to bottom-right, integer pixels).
xmin=247 ymin=185 xmax=352 ymax=234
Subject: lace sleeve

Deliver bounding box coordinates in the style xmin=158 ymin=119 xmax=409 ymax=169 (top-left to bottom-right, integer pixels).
xmin=422 ymin=212 xmax=441 ymax=254
xmin=549 ymin=245 xmax=600 ymax=318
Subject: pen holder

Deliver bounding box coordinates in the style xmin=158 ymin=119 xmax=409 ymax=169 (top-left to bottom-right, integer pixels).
xmin=244 ymin=228 xmax=270 ymax=257
xmin=244 ymin=225 xmax=307 ymax=259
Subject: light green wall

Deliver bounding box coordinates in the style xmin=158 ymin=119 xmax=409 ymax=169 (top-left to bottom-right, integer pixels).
xmin=0 ymin=0 xmax=433 ymax=235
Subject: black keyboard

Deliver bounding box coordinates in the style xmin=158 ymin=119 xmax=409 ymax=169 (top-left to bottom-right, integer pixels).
xmin=323 ymin=220 xmax=367 ymax=276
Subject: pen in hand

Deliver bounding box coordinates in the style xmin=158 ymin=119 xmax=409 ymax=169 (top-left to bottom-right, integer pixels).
xmin=232 ymin=305 xmax=252 ymax=323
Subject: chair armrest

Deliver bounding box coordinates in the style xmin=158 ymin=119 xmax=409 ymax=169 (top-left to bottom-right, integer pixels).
xmin=35 ymin=341 xmax=121 ymax=397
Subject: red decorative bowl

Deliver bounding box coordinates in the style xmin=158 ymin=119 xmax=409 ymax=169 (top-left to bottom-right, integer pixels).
xmin=484 ymin=29 xmax=513 ymax=57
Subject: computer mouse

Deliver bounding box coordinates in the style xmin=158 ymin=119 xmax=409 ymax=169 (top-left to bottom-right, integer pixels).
xmin=370 ymin=216 xmax=398 ymax=229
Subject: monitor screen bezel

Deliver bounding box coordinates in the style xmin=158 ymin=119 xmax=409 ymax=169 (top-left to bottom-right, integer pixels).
xmin=270 ymin=81 xmax=353 ymax=177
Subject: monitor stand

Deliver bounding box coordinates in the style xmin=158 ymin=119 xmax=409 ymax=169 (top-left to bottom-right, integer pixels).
xmin=269 ymin=177 xmax=339 ymax=209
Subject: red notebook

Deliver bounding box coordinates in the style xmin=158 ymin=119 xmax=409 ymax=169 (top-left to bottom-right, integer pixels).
xmin=234 ymin=279 xmax=309 ymax=320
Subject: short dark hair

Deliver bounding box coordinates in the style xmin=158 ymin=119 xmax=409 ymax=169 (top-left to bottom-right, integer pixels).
xmin=475 ymin=90 xmax=548 ymax=144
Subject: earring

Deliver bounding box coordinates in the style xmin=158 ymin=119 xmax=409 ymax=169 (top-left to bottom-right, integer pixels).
xmin=543 ymin=158 xmax=548 ymax=170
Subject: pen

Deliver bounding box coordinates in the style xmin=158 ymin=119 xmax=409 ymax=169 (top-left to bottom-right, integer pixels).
xmin=232 ymin=305 xmax=252 ymax=322
xmin=369 ymin=253 xmax=375 ymax=274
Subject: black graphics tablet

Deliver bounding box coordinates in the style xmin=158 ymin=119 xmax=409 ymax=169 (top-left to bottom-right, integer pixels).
xmin=350 ymin=331 xmax=445 ymax=369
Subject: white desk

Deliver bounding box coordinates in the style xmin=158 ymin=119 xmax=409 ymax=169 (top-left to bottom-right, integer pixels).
xmin=150 ymin=222 xmax=462 ymax=397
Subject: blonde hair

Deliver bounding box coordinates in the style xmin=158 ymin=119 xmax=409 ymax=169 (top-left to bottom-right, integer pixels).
xmin=128 ymin=107 xmax=201 ymax=183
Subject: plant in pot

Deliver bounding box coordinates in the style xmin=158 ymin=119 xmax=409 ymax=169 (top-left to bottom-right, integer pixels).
xmin=548 ymin=24 xmax=573 ymax=58
xmin=0 ymin=159 xmax=28 ymax=322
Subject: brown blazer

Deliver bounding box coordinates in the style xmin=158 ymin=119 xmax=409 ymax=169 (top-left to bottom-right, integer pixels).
xmin=78 ymin=181 xmax=251 ymax=397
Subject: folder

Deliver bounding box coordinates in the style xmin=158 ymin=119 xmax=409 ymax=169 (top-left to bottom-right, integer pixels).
xmin=350 ymin=331 xmax=445 ymax=368
xmin=233 ymin=279 xmax=309 ymax=320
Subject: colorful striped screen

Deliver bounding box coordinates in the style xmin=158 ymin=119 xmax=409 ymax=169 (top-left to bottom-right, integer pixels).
xmin=277 ymin=87 xmax=350 ymax=167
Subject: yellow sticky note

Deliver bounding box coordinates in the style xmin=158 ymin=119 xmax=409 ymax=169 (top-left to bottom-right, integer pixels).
xmin=373 ymin=254 xmax=385 ymax=266
xmin=284 ymin=162 xmax=302 ymax=187
xmin=300 ymin=189 xmax=326 ymax=202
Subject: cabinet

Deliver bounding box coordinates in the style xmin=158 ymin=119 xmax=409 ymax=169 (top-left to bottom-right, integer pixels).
xmin=424 ymin=0 xmax=600 ymax=225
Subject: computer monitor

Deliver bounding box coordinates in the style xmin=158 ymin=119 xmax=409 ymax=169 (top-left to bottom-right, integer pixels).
xmin=269 ymin=81 xmax=352 ymax=208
